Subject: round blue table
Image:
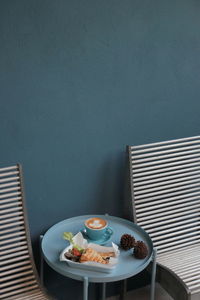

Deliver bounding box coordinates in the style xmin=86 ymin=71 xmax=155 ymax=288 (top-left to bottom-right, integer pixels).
xmin=41 ymin=215 xmax=156 ymax=300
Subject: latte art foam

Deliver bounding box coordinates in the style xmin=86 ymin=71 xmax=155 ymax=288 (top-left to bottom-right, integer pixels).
xmin=89 ymin=220 xmax=102 ymax=228
xmin=85 ymin=217 xmax=107 ymax=230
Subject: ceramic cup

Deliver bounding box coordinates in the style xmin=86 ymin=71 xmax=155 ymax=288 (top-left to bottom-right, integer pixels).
xmin=84 ymin=217 xmax=113 ymax=241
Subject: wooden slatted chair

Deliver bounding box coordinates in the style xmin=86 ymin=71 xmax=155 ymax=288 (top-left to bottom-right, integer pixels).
xmin=127 ymin=136 xmax=200 ymax=300
xmin=0 ymin=164 xmax=55 ymax=300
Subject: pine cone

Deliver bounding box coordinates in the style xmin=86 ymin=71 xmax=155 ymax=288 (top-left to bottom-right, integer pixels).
xmin=133 ymin=241 xmax=148 ymax=259
xmin=120 ymin=234 xmax=136 ymax=250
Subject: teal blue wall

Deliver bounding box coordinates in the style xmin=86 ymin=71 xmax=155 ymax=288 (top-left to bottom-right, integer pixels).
xmin=1 ymin=0 xmax=200 ymax=298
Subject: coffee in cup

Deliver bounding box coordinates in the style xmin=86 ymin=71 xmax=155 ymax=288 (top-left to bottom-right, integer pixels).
xmin=84 ymin=217 xmax=113 ymax=241
xmin=85 ymin=217 xmax=107 ymax=230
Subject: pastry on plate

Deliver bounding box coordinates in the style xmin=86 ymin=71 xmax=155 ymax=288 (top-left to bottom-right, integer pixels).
xmin=80 ymin=248 xmax=108 ymax=264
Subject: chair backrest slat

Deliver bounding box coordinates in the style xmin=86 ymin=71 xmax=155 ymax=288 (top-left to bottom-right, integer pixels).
xmin=0 ymin=171 xmax=19 ymax=178
xmin=128 ymin=136 xmax=200 ymax=254
xmin=0 ymin=192 xmax=22 ymax=200
xmin=0 ymin=220 xmax=24 ymax=230
xmin=0 ymin=196 xmax=22 ymax=205
xmin=1 ymin=265 xmax=32 ymax=277
xmin=0 ymin=164 xmax=42 ymax=300
xmin=0 ymin=269 xmax=33 ymax=283
xmin=0 ymin=275 xmax=36 ymax=288
xmin=1 ymin=284 xmax=39 ymax=299
xmin=0 ymin=244 xmax=27 ymax=256
xmin=1 ymin=225 xmax=25 ymax=235
xmin=0 ymin=216 xmax=24 ymax=226
xmin=0 ymin=260 xmax=32 ymax=272
xmin=1 ymin=249 xmax=29 ymax=261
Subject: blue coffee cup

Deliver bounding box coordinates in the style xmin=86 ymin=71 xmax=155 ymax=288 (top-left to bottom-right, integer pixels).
xmin=84 ymin=217 xmax=113 ymax=241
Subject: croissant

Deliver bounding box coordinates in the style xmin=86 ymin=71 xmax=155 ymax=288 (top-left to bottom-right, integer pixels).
xmin=80 ymin=248 xmax=108 ymax=264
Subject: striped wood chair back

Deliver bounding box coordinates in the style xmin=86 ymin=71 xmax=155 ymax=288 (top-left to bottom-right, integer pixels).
xmin=128 ymin=136 xmax=200 ymax=254
xmin=0 ymin=164 xmax=55 ymax=300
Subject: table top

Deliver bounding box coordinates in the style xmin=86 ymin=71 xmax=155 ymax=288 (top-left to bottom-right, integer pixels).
xmin=42 ymin=215 xmax=153 ymax=283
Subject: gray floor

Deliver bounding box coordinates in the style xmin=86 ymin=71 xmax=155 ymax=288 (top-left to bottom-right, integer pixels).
xmin=107 ymin=283 xmax=173 ymax=300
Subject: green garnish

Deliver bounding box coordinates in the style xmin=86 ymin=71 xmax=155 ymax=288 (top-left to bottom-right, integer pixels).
xmin=63 ymin=232 xmax=83 ymax=251
xmin=63 ymin=232 xmax=74 ymax=243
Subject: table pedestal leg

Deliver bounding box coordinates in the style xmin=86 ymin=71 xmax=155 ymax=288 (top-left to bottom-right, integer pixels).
xmin=120 ymin=279 xmax=127 ymax=300
xmin=102 ymin=283 xmax=106 ymax=300
xmin=150 ymin=248 xmax=157 ymax=300
xmin=83 ymin=277 xmax=89 ymax=300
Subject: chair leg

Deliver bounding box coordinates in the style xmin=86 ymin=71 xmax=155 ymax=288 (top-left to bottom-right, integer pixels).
xmin=102 ymin=283 xmax=106 ymax=300
xmin=40 ymin=235 xmax=44 ymax=285
xmin=150 ymin=248 xmax=157 ymax=300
